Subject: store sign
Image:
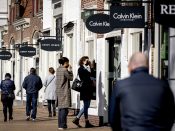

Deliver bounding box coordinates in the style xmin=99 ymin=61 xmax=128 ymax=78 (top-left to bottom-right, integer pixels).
xmin=85 ymin=14 xmax=112 ymax=34
xmin=110 ymin=6 xmax=145 ymax=28
xmin=0 ymin=51 xmax=12 ymax=60
xmin=40 ymin=39 xmax=61 ymax=51
xmin=154 ymin=0 xmax=175 ymax=27
xmin=19 ymin=46 xmax=36 ymax=57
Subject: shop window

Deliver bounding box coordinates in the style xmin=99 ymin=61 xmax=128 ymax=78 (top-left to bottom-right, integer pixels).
xmin=132 ymin=32 xmax=143 ymax=53
xmin=9 ymin=5 xmax=15 ymax=24
xmin=56 ymin=16 xmax=62 ymax=41
xmin=160 ymin=26 xmax=169 ymax=80
xmin=88 ymin=40 xmax=94 ymax=60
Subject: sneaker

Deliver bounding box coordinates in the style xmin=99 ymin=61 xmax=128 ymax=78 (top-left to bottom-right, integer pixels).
xmin=26 ymin=116 xmax=30 ymax=121
xmin=32 ymin=118 xmax=35 ymax=122
xmin=58 ymin=128 xmax=64 ymax=130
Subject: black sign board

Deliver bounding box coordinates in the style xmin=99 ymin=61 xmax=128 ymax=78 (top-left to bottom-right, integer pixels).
xmin=85 ymin=14 xmax=112 ymax=34
xmin=40 ymin=39 xmax=61 ymax=51
xmin=19 ymin=46 xmax=36 ymax=57
xmin=110 ymin=6 xmax=145 ymax=28
xmin=154 ymin=0 xmax=175 ymax=27
xmin=0 ymin=51 xmax=12 ymax=60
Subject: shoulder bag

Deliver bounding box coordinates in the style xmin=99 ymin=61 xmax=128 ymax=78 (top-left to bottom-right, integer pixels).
xmin=71 ymin=74 xmax=83 ymax=92
xmin=44 ymin=76 xmax=55 ymax=92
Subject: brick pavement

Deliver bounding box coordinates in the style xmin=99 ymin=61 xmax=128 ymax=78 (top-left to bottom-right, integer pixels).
xmin=1 ymin=101 xmax=175 ymax=131
xmin=0 ymin=101 xmax=111 ymax=131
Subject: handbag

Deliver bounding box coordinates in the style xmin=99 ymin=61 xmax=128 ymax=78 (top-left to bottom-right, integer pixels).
xmin=8 ymin=93 xmax=15 ymax=99
xmin=71 ymin=74 xmax=83 ymax=92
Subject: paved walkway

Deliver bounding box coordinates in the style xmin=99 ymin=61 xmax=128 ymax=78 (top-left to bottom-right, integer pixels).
xmin=0 ymin=101 xmax=111 ymax=131
xmin=1 ymin=101 xmax=175 ymax=131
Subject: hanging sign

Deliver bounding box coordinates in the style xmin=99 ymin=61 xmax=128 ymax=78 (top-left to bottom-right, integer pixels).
xmin=110 ymin=6 xmax=145 ymax=28
xmin=85 ymin=14 xmax=112 ymax=34
xmin=0 ymin=51 xmax=12 ymax=60
xmin=19 ymin=46 xmax=36 ymax=57
xmin=154 ymin=0 xmax=175 ymax=27
xmin=40 ymin=39 xmax=62 ymax=51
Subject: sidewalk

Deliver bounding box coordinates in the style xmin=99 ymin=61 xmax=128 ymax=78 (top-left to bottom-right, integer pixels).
xmin=0 ymin=101 xmax=111 ymax=131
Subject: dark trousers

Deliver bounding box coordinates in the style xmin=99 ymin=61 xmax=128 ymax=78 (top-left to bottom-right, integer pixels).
xmin=26 ymin=93 xmax=38 ymax=119
xmin=58 ymin=108 xmax=69 ymax=128
xmin=47 ymin=100 xmax=56 ymax=114
xmin=1 ymin=94 xmax=14 ymax=119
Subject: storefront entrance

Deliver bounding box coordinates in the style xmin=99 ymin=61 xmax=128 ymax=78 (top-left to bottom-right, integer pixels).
xmin=107 ymin=36 xmax=121 ymax=106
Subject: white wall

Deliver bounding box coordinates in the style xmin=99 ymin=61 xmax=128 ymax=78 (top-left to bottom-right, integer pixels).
xmin=62 ymin=0 xmax=82 ymax=109
xmin=43 ymin=0 xmax=52 ymax=30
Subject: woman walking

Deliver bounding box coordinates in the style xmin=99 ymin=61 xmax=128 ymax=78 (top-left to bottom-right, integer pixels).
xmin=44 ymin=67 xmax=57 ymax=117
xmin=72 ymin=56 xmax=94 ymax=128
xmin=56 ymin=57 xmax=73 ymax=130
xmin=0 ymin=73 xmax=16 ymax=122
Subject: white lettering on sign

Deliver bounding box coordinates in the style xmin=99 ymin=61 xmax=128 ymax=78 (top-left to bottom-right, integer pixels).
xmin=113 ymin=13 xmax=142 ymax=21
xmin=161 ymin=4 xmax=175 ymax=14
xmin=89 ymin=21 xmax=110 ymax=27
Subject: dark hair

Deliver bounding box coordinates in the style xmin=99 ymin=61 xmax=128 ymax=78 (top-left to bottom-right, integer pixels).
xmin=49 ymin=67 xmax=55 ymax=74
xmin=30 ymin=68 xmax=36 ymax=74
xmin=79 ymin=56 xmax=89 ymax=66
xmin=59 ymin=57 xmax=69 ymax=65
xmin=5 ymin=73 xmax=11 ymax=79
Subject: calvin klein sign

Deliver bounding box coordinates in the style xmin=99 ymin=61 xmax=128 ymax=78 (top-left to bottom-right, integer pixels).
xmin=19 ymin=46 xmax=36 ymax=57
xmin=110 ymin=6 xmax=145 ymax=28
xmin=40 ymin=39 xmax=62 ymax=51
xmin=0 ymin=51 xmax=12 ymax=60
xmin=85 ymin=14 xmax=112 ymax=34
xmin=154 ymin=0 xmax=175 ymax=27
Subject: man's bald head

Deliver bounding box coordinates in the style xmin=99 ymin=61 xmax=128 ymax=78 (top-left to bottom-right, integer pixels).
xmin=128 ymin=52 xmax=148 ymax=73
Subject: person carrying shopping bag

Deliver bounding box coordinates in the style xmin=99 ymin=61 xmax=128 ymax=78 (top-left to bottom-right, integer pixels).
xmin=72 ymin=56 xmax=94 ymax=128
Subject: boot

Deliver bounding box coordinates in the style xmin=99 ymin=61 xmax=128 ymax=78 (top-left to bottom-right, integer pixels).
xmin=48 ymin=112 xmax=52 ymax=117
xmin=85 ymin=120 xmax=94 ymax=128
xmin=53 ymin=106 xmax=56 ymax=116
xmin=53 ymin=111 xmax=56 ymax=117
xmin=72 ymin=117 xmax=82 ymax=127
xmin=4 ymin=113 xmax=7 ymax=122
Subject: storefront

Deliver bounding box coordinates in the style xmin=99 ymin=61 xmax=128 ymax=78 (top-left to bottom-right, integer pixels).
xmin=154 ymin=0 xmax=175 ymax=95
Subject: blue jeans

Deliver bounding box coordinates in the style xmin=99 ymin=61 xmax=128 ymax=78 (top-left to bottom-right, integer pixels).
xmin=26 ymin=93 xmax=38 ymax=119
xmin=77 ymin=100 xmax=91 ymax=119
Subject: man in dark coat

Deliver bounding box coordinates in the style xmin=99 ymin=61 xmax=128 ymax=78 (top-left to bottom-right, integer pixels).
xmin=110 ymin=52 xmax=175 ymax=131
xmin=23 ymin=68 xmax=43 ymax=121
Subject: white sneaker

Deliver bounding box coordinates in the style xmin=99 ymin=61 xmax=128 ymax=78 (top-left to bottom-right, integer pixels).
xmin=32 ymin=119 xmax=35 ymax=122
xmin=58 ymin=128 xmax=64 ymax=130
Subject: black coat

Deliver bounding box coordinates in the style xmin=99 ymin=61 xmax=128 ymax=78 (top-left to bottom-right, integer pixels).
xmin=110 ymin=67 xmax=175 ymax=131
xmin=78 ymin=66 xmax=93 ymax=100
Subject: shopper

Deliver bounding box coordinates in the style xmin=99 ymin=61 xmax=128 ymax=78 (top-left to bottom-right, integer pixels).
xmin=44 ymin=67 xmax=56 ymax=117
xmin=72 ymin=56 xmax=94 ymax=128
xmin=23 ymin=68 xmax=43 ymax=121
xmin=56 ymin=57 xmax=73 ymax=130
xmin=110 ymin=52 xmax=175 ymax=131
xmin=0 ymin=73 xmax=15 ymax=122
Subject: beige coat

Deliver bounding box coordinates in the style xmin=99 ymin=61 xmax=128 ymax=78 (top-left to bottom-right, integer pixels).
xmin=56 ymin=66 xmax=73 ymax=108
